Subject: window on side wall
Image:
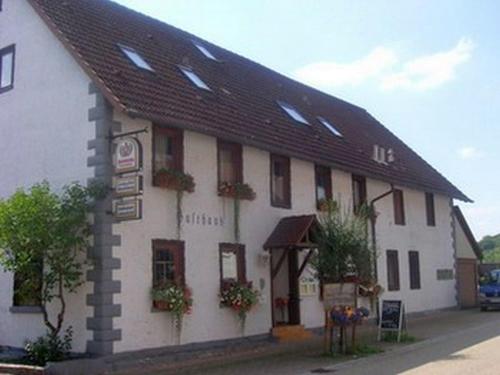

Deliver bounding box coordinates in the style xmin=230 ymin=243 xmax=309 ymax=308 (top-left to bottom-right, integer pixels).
xmin=408 ymin=251 xmax=421 ymax=290
xmin=352 ymin=175 xmax=366 ymax=214
xmin=153 ymin=125 xmax=183 ymax=176
xmin=219 ymin=243 xmax=246 ymax=287
xmin=13 ymin=257 xmax=43 ymax=307
xmin=315 ymin=165 xmax=332 ymax=208
xmin=393 ymin=189 xmax=406 ymax=225
xmin=152 ymin=240 xmax=185 ymax=287
xmin=0 ymin=45 xmax=15 ymax=94
xmin=386 ymin=250 xmax=400 ymax=291
xmin=425 ymin=192 xmax=436 ymax=226
xmin=217 ymin=140 xmax=242 ymax=185
xmin=270 ymin=154 xmax=291 ymax=208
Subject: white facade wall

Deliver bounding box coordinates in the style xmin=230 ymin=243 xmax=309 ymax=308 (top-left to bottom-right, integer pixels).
xmin=0 ymin=0 xmax=94 ymax=352
xmin=455 ymin=216 xmax=477 ymax=259
xmin=112 ymin=113 xmax=457 ymax=353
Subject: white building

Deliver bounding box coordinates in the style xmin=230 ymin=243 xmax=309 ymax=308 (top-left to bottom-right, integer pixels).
xmin=0 ymin=0 xmax=471 ymax=356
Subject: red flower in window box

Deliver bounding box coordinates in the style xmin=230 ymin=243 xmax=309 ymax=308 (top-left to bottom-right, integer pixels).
xmin=154 ymin=168 xmax=195 ymax=193
xmin=218 ymin=182 xmax=256 ymax=201
xmin=219 ymin=281 xmax=259 ymax=322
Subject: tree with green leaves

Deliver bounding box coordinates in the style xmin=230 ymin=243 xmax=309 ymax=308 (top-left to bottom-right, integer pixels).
xmin=0 ymin=182 xmax=103 ymax=338
xmin=311 ymin=200 xmax=375 ymax=283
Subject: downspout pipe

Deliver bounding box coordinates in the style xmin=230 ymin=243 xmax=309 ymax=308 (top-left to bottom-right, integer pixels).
xmin=369 ymin=184 xmax=395 ymax=322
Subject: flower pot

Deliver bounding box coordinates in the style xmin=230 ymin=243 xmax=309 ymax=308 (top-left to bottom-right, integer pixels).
xmin=153 ymin=300 xmax=170 ymax=311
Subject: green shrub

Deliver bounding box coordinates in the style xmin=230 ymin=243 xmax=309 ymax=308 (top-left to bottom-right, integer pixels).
xmin=382 ymin=331 xmax=416 ymax=343
xmin=25 ymin=327 xmax=73 ymax=366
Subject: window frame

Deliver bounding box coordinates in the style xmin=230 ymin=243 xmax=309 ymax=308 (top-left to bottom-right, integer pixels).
xmin=315 ymin=165 xmax=332 ymax=208
xmin=219 ymin=243 xmax=246 ymax=287
xmin=152 ymin=125 xmax=184 ymax=178
xmin=270 ymin=154 xmax=291 ymax=209
xmin=425 ymin=192 xmax=436 ymax=227
xmin=317 ymin=117 xmax=342 ymax=137
xmin=152 ymin=239 xmax=185 ymax=287
xmin=217 ymin=140 xmax=243 ymax=186
xmin=193 ymin=41 xmax=218 ymax=61
xmin=393 ymin=189 xmax=406 ymax=225
xmin=408 ymin=251 xmax=421 ymax=290
xmin=178 ymin=65 xmax=211 ymax=91
xmin=118 ymin=43 xmax=154 ymax=72
xmin=12 ymin=258 xmax=43 ymax=307
xmin=276 ymin=101 xmax=310 ymax=125
xmin=386 ymin=250 xmax=400 ymax=291
xmin=0 ymin=44 xmax=15 ymax=94
xmin=352 ymin=174 xmax=367 ymax=214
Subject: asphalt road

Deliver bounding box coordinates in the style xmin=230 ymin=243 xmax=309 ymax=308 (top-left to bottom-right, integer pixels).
xmin=317 ymin=317 xmax=500 ymax=375
xmin=150 ymin=310 xmax=500 ymax=375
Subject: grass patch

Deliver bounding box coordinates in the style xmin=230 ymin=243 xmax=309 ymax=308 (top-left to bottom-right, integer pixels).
xmin=381 ymin=332 xmax=416 ymax=343
xmin=322 ymin=343 xmax=383 ymax=359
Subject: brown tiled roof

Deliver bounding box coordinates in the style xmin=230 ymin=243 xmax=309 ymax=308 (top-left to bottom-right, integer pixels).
xmin=264 ymin=215 xmax=318 ymax=250
xmin=29 ymin=0 xmax=470 ymax=201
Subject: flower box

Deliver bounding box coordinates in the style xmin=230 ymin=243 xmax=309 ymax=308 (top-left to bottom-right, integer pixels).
xmin=153 ymin=169 xmax=195 ymax=193
xmin=218 ymin=182 xmax=256 ymax=201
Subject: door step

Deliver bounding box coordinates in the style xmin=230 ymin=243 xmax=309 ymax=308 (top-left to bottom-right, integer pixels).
xmin=272 ymin=325 xmax=313 ymax=342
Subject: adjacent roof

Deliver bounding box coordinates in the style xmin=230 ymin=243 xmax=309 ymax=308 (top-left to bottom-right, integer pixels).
xmin=264 ymin=215 xmax=319 ymax=250
xmin=453 ymin=206 xmax=481 ymax=259
xmin=29 ymin=0 xmax=470 ymax=201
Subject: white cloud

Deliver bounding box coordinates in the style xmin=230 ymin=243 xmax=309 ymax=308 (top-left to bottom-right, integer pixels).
xmin=294 ymin=47 xmax=398 ymax=87
xmin=381 ymin=38 xmax=474 ymax=91
xmin=458 ymin=146 xmax=484 ymax=160
xmin=293 ymin=38 xmax=474 ymax=92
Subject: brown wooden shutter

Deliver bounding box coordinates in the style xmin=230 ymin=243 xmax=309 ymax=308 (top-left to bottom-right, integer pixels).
xmin=393 ymin=189 xmax=406 ymax=225
xmin=409 ymin=251 xmax=421 ymax=289
xmin=425 ymin=192 xmax=436 ymax=226
xmin=386 ymin=250 xmax=400 ymax=291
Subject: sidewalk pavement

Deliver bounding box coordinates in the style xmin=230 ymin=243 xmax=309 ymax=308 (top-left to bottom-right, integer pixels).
xmin=115 ymin=308 xmax=495 ymax=375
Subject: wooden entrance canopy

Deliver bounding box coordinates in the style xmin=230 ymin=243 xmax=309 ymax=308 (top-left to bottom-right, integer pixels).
xmin=263 ymin=214 xmax=319 ymax=251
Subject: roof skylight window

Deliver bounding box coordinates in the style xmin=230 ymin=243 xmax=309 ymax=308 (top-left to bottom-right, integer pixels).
xmin=193 ymin=41 xmax=217 ymax=60
xmin=179 ymin=66 xmax=211 ymax=91
xmin=118 ymin=44 xmax=153 ymax=71
xmin=277 ymin=101 xmax=310 ymax=125
xmin=317 ymin=116 xmax=343 ymax=137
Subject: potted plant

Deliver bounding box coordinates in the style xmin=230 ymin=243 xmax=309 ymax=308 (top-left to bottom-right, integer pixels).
xmin=219 ymin=281 xmax=259 ymax=331
xmin=151 ymin=282 xmax=193 ymax=325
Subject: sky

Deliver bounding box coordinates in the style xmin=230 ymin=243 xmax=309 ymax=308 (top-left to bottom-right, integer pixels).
xmin=115 ymin=0 xmax=500 ymax=240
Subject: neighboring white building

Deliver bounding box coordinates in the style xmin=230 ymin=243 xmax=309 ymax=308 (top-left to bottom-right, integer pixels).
xmin=0 ymin=0 xmax=471 ymax=356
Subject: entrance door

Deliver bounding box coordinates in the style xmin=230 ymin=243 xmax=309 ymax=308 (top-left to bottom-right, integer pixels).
xmin=457 ymin=258 xmax=478 ymax=308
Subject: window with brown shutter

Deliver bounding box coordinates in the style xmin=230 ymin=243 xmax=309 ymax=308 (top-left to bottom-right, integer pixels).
xmin=425 ymin=192 xmax=436 ymax=226
xmin=386 ymin=250 xmax=400 ymax=291
xmin=152 ymin=240 xmax=185 ymax=286
xmin=270 ymin=154 xmax=291 ymax=208
xmin=153 ymin=125 xmax=183 ymax=176
xmin=408 ymin=251 xmax=421 ymax=290
xmin=352 ymin=175 xmax=366 ymax=214
xmin=217 ymin=140 xmax=243 ymax=185
xmin=219 ymin=243 xmax=246 ymax=287
xmin=315 ymin=165 xmax=332 ymax=208
xmin=393 ymin=189 xmax=406 ymax=225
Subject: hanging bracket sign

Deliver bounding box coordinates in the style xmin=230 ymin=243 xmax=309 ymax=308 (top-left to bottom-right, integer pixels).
xmin=114 ymin=175 xmax=143 ymax=197
xmin=115 ymin=137 xmax=142 ymax=174
xmin=113 ymin=198 xmax=142 ymax=221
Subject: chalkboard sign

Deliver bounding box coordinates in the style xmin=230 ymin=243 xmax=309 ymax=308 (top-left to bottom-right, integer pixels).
xmin=378 ymin=300 xmax=405 ymax=341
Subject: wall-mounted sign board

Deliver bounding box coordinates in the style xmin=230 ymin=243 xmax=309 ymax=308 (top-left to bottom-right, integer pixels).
xmin=113 ymin=198 xmax=142 ymax=221
xmin=114 ymin=175 xmax=143 ymax=197
xmin=323 ymin=283 xmax=356 ymax=311
xmin=378 ymin=300 xmax=406 ymax=342
xmin=115 ymin=137 xmax=142 ymax=174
